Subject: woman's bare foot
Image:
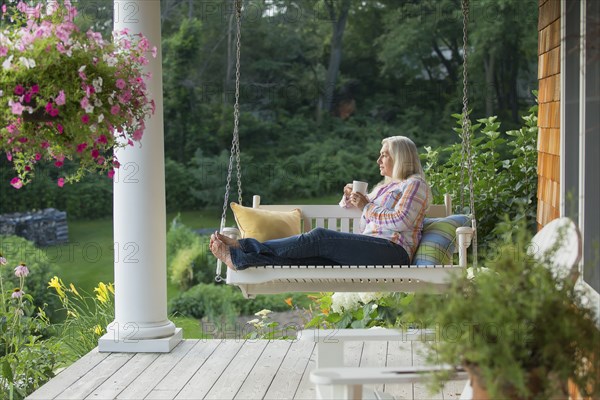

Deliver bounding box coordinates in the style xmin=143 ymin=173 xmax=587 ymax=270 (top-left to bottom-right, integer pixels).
xmin=216 ymin=232 xmax=240 ymax=248
xmin=210 ymin=234 xmax=236 ymax=270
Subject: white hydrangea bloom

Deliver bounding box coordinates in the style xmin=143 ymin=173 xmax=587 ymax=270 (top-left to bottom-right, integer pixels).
xmin=331 ymin=292 xmax=361 ymax=313
xmin=358 ymin=292 xmax=386 ymax=304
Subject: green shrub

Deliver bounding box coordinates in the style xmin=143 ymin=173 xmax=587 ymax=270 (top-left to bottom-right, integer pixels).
xmin=167 ymin=217 xmax=215 ymax=289
xmin=422 ymin=104 xmax=538 ymax=246
xmin=168 ymin=283 xmax=309 ymax=324
xmin=0 ymin=236 xmax=60 ymax=319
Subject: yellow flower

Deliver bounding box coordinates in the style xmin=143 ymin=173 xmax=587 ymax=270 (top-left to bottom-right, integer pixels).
xmin=284 ymin=297 xmax=293 ymax=307
xmin=94 ymin=282 xmax=113 ymax=304
xmin=93 ymin=325 xmax=104 ymax=336
xmin=48 ymin=276 xmax=65 ymax=298
xmin=69 ymin=283 xmax=81 ymax=297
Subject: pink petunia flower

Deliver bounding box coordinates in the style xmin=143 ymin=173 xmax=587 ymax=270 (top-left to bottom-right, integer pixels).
xmin=81 ymin=114 xmax=90 ymax=124
xmin=6 ymin=152 xmax=12 ymax=162
xmin=55 ymin=90 xmax=66 ymax=105
xmin=14 ymin=85 xmax=25 ymax=95
xmin=91 ymin=149 xmax=99 ymax=159
xmin=49 ymin=107 xmax=59 ymax=117
xmin=97 ymin=156 xmax=105 ymax=165
xmin=110 ymin=105 xmax=120 ymax=115
xmin=76 ymin=143 xmax=88 ymax=153
xmin=41 ymin=141 xmax=50 ymax=149
xmin=35 ymin=153 xmax=42 ymax=161
xmin=96 ymin=135 xmax=108 ymax=144
xmin=11 ymin=102 xmax=24 ymax=115
xmin=107 ymin=169 xmax=115 ymax=179
xmin=57 ymin=178 xmax=65 ymax=187
xmin=24 ymin=93 xmax=32 ymax=103
xmin=113 ymin=159 xmax=121 ymax=169
xmin=116 ymin=79 xmax=126 ymax=90
xmin=132 ymin=129 xmax=143 ymax=141
xmin=54 ymin=161 xmax=63 ymax=168
xmin=31 ymin=85 xmax=40 ymax=94
xmin=10 ymin=177 xmax=23 ymax=189
xmin=56 ymin=124 xmax=64 ymax=134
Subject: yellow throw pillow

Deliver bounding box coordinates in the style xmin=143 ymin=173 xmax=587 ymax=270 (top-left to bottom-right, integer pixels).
xmin=230 ymin=202 xmax=302 ymax=242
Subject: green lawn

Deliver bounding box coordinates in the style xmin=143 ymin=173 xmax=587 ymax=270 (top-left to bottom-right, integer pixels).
xmin=52 ymin=195 xmax=340 ymax=296
xmin=53 ymin=208 xmax=222 ymax=298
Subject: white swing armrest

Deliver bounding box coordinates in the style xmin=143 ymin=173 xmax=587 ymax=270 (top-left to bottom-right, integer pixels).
xmin=456 ymin=226 xmax=474 ymax=267
xmin=298 ymin=328 xmax=436 ymax=368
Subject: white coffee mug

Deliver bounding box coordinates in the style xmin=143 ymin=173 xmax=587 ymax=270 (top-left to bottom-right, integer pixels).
xmin=352 ymin=180 xmax=368 ymax=195
xmin=221 ymin=227 xmax=241 ymax=240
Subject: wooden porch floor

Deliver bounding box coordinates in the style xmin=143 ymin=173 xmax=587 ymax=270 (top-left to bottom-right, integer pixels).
xmin=27 ymin=339 xmax=466 ymax=400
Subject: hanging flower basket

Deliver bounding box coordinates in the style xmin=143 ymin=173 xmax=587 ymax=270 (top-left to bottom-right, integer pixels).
xmin=0 ymin=0 xmax=156 ymax=188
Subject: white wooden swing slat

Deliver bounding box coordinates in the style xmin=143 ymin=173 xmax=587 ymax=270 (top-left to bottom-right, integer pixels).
xmin=226 ymin=194 xmax=474 ymax=298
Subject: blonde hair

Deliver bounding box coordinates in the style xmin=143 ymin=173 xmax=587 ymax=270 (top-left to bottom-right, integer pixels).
xmin=381 ymin=136 xmax=426 ymax=182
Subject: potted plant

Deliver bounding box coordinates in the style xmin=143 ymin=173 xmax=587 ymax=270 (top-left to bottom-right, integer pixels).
xmin=0 ymin=0 xmax=156 ymax=188
xmin=406 ymin=224 xmax=600 ymax=399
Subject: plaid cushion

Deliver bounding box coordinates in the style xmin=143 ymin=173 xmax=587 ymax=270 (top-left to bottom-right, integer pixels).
xmin=413 ymin=215 xmax=471 ymax=265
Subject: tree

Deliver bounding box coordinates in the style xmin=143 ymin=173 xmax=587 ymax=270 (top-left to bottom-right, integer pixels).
xmin=318 ymin=0 xmax=352 ymax=121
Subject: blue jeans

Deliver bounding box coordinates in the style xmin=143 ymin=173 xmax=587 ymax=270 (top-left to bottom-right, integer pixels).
xmin=229 ymin=227 xmax=409 ymax=270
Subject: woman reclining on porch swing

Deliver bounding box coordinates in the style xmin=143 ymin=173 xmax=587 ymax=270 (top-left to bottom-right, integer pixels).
xmin=210 ymin=135 xmax=432 ymax=270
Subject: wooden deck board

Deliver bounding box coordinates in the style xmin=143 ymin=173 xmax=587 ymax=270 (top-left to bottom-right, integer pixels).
xmin=235 ymin=340 xmax=292 ymax=399
xmin=263 ymin=340 xmax=314 ymax=400
xmin=174 ymin=340 xmax=245 ymax=400
xmin=116 ymin=340 xmax=197 ymax=399
xmin=204 ymin=340 xmax=269 ymax=400
xmin=86 ymin=353 xmax=159 ymax=399
xmin=412 ymin=341 xmax=443 ymax=400
xmin=27 ymin=349 xmax=109 ymax=400
xmin=27 ymin=338 xmax=467 ymax=400
xmin=384 ymin=341 xmax=413 ymax=400
xmin=58 ymin=353 xmax=134 ymax=399
xmin=145 ymin=339 xmax=221 ymax=400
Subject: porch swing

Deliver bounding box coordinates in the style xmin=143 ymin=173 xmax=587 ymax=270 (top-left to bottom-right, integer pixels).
xmin=215 ymin=0 xmax=477 ymax=299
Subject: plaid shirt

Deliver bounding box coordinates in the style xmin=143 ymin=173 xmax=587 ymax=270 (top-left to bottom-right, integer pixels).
xmin=341 ymin=175 xmax=430 ymax=258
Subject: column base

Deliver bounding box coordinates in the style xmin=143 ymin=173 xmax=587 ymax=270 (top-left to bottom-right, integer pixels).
xmin=98 ymin=328 xmax=183 ymax=353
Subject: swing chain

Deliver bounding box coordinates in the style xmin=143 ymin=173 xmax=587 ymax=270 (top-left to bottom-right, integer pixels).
xmin=460 ymin=0 xmax=477 ymax=267
xmin=216 ymin=0 xmax=243 ymax=283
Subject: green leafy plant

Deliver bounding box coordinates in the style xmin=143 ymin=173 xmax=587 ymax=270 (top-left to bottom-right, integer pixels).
xmin=0 ymin=253 xmax=61 ymax=400
xmin=305 ymin=292 xmax=413 ymax=329
xmin=423 ymin=103 xmax=538 ymax=246
xmin=48 ymin=276 xmax=114 ymax=361
xmin=406 ymin=221 xmax=600 ymax=399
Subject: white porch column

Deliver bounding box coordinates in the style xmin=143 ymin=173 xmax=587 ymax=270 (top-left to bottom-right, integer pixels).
xmin=98 ymin=0 xmax=182 ymax=352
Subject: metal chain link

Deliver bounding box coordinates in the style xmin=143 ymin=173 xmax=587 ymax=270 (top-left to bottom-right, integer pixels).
xmin=216 ymin=0 xmax=243 ymax=282
xmin=460 ymin=0 xmax=477 ymax=266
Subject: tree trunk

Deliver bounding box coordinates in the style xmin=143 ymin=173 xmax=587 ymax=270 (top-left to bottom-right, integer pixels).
xmin=483 ymin=54 xmax=495 ymax=116
xmin=318 ymin=0 xmax=352 ymax=122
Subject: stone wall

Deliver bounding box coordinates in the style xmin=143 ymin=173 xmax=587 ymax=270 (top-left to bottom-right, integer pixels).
xmin=0 ymin=209 xmax=69 ymax=246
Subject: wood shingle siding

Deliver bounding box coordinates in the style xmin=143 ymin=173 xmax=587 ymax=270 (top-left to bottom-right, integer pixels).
xmin=537 ymin=0 xmax=561 ymax=228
